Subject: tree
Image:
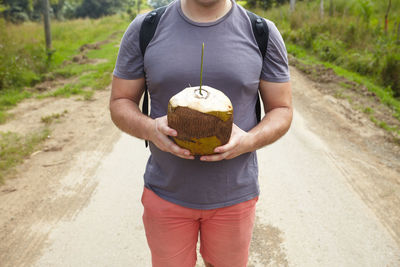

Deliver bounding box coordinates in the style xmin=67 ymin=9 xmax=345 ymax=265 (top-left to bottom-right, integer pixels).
xmin=75 ymin=0 xmax=123 ymax=18
xmin=50 ymin=0 xmax=65 ymax=19
xmin=275 ymin=0 xmax=289 ymax=5
xmin=259 ymin=0 xmax=273 ymax=10
xmin=357 ymin=0 xmax=373 ymax=26
xmin=290 ymin=0 xmax=295 ymax=13
xmin=59 ymin=0 xmax=82 ymax=19
xmin=0 ymin=0 xmax=66 ymax=22
xmin=1 ymin=0 xmax=32 ymax=22
xmin=148 ymin=0 xmax=172 ymax=9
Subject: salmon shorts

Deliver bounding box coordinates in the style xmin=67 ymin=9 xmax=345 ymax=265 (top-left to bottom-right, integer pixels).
xmin=141 ymin=187 xmax=258 ymax=267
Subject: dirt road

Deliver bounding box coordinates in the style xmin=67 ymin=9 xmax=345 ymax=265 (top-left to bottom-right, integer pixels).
xmin=1 ymin=67 xmax=400 ymax=266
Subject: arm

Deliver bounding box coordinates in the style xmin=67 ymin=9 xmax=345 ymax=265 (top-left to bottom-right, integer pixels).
xmin=109 ymin=76 xmax=194 ymax=160
xmin=200 ymin=80 xmax=293 ymax=161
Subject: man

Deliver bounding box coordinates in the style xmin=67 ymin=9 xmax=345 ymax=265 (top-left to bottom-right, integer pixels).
xmin=109 ymin=0 xmax=292 ymax=265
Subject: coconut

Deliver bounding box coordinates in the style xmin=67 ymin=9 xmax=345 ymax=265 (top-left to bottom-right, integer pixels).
xmin=167 ymin=85 xmax=233 ymax=155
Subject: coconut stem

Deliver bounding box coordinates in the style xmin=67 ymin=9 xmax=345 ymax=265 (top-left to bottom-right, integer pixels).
xmin=199 ymin=42 xmax=204 ymax=96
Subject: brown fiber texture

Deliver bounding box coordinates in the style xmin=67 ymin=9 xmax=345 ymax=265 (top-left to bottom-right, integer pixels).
xmin=167 ymin=105 xmax=233 ymax=145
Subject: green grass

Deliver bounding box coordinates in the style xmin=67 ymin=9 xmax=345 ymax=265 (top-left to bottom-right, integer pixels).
xmin=286 ymin=43 xmax=400 ymax=123
xmin=0 ymin=90 xmax=32 ymax=107
xmin=237 ymin=1 xmax=247 ymax=7
xmin=41 ymin=110 xmax=68 ymax=124
xmin=370 ymin=115 xmax=400 ymax=133
xmin=0 ymin=14 xmax=129 ymax=121
xmin=0 ymin=14 xmax=131 ymax=183
xmin=49 ymin=16 xmax=127 ymax=67
xmin=363 ymin=107 xmax=374 ymax=114
xmin=0 ymin=127 xmax=50 ymax=184
xmin=0 ymin=90 xmax=32 ymax=123
xmin=252 ymin=0 xmax=400 ymax=97
xmin=37 ymin=37 xmax=121 ymax=100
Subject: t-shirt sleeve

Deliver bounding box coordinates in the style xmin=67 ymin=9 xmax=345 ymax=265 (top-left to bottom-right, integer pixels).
xmin=260 ymin=20 xmax=290 ymax=83
xmin=113 ymin=14 xmax=146 ymax=80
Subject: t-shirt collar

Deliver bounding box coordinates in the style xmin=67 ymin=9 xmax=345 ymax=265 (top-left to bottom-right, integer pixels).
xmin=176 ymin=0 xmax=235 ymax=27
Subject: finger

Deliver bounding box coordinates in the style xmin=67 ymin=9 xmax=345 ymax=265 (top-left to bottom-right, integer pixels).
xmin=224 ymin=151 xmax=239 ymax=160
xmin=214 ymin=138 xmax=238 ymax=153
xmin=174 ymin=153 xmax=195 ymax=160
xmin=171 ymin=148 xmax=195 ymax=160
xmin=159 ymin=142 xmax=194 ymax=160
xmin=163 ymin=139 xmax=194 ymax=159
xmin=156 ymin=118 xmax=177 ymax=137
xmin=166 ymin=127 xmax=178 ymax=137
xmin=170 ymin=144 xmax=192 ymax=157
xmin=200 ymin=152 xmax=229 ymax=162
xmin=158 ymin=123 xmax=177 ymax=137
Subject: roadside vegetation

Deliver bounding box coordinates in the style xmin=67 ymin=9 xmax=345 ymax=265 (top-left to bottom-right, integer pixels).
xmin=0 ymin=127 xmax=50 ymax=183
xmin=41 ymin=110 xmax=68 ymax=124
xmin=0 ymin=12 xmax=133 ymax=183
xmin=243 ymin=0 xmax=400 ymax=138
xmin=0 ymin=14 xmax=129 ymax=123
xmin=264 ymin=0 xmax=399 ymax=95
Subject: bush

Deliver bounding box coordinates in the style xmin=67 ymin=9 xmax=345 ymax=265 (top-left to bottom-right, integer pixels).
xmin=356 ymin=0 xmax=373 ymax=25
xmin=0 ymin=18 xmax=47 ymax=91
xmin=312 ymin=34 xmax=343 ymax=62
xmin=339 ymin=52 xmax=376 ymax=76
xmin=289 ymin=11 xmax=303 ymax=30
xmin=61 ymin=1 xmax=80 ymax=20
xmin=264 ymin=0 xmax=400 ymax=100
xmin=126 ymin=7 xmax=137 ymax=21
xmin=288 ymin=25 xmax=321 ymax=49
xmin=75 ymin=0 xmax=118 ymax=18
xmin=381 ymin=54 xmax=400 ymax=97
xmin=343 ymin=23 xmax=357 ymax=44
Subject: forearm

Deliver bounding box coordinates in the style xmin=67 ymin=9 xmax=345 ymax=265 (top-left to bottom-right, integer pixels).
xmin=109 ymin=98 xmax=154 ymax=140
xmin=247 ymin=106 xmax=293 ymax=151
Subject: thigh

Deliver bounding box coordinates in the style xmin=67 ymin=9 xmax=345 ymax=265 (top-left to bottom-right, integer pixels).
xmin=200 ymin=197 xmax=258 ymax=267
xmin=141 ymin=187 xmax=200 ymax=267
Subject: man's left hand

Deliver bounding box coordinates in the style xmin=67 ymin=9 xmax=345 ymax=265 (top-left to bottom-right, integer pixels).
xmin=200 ymin=124 xmax=253 ymax=162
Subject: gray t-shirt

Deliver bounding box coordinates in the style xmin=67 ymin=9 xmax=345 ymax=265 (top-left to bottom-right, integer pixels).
xmin=113 ymin=0 xmax=289 ymax=209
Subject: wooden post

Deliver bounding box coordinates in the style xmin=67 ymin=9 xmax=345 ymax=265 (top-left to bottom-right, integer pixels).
xmin=43 ymin=0 xmax=52 ymax=53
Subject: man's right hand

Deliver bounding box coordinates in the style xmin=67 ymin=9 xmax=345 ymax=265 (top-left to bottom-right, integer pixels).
xmin=149 ymin=115 xmax=194 ymax=160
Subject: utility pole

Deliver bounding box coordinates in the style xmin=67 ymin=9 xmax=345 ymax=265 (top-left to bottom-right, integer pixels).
xmin=290 ymin=0 xmax=295 ymax=13
xmin=320 ymin=0 xmax=324 ymax=18
xmin=43 ymin=0 xmax=52 ymax=58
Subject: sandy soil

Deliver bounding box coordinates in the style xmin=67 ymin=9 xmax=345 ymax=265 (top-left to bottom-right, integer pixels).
xmin=0 ymin=88 xmax=121 ymax=266
xmin=290 ymin=67 xmax=400 ymax=244
xmin=0 ymin=66 xmax=399 ymax=266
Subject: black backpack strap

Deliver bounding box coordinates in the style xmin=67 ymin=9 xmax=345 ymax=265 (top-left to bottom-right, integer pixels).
xmin=140 ymin=6 xmax=167 ymax=56
xmin=246 ymin=10 xmax=269 ymax=59
xmin=139 ymin=6 xmax=167 ymax=147
xmin=246 ymin=10 xmax=269 ymax=123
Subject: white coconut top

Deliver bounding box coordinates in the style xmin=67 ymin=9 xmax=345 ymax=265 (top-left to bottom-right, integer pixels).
xmin=169 ymin=86 xmax=233 ymax=113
